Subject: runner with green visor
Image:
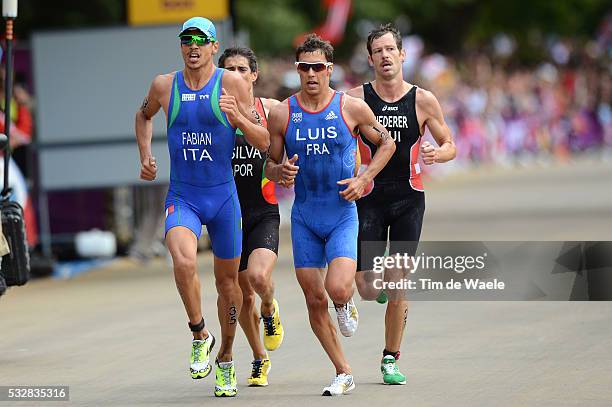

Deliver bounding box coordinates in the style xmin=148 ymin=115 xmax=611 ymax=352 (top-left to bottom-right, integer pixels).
xmin=136 ymin=15 xmax=270 ymax=399
xmin=177 ymin=15 xmax=217 ymax=44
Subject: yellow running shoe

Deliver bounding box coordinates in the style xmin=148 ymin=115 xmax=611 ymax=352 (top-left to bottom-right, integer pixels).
xmin=214 ymin=360 xmax=237 ymax=397
xmin=247 ymin=356 xmax=271 ymax=387
xmin=262 ymin=298 xmax=284 ymax=351
xmin=189 ymin=334 xmax=215 ymax=379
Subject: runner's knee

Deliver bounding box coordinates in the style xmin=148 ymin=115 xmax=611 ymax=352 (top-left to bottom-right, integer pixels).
xmin=216 ymin=274 xmax=239 ymax=295
xmin=355 ymin=272 xmax=381 ymax=300
xmin=356 ymin=284 xmax=378 ymax=301
xmin=172 ymin=254 xmax=197 ymax=279
xmin=326 ymin=285 xmax=351 ymax=305
xmin=249 ymin=270 xmax=270 ymax=294
xmin=387 ymin=298 xmax=408 ymax=308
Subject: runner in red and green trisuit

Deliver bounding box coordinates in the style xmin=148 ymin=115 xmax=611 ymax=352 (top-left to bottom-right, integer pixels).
xmin=219 ymin=47 xmax=284 ymax=388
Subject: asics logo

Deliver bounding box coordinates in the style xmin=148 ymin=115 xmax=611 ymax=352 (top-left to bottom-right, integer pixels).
xmin=382 ymin=105 xmax=398 ymax=111
xmin=325 ymin=110 xmax=338 ymax=120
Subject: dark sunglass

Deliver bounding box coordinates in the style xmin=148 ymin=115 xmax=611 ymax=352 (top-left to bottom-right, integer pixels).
xmin=295 ymin=61 xmax=332 ymax=72
xmin=180 ymin=34 xmax=214 ymax=46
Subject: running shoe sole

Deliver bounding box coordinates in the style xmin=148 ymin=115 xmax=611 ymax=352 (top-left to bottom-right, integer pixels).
xmin=214 ymin=390 xmax=237 ymax=397
xmin=383 ymin=380 xmax=406 ymax=385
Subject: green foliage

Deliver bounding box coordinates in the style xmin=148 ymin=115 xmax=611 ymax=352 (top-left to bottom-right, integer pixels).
xmin=12 ymin=0 xmax=610 ymax=63
xmin=235 ymin=0 xmax=311 ymax=57
xmin=236 ymin=0 xmax=610 ymax=61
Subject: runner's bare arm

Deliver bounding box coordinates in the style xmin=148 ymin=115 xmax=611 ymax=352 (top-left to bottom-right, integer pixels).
xmin=417 ymin=89 xmax=456 ymax=164
xmin=351 ymin=97 xmax=395 ymax=184
xmin=221 ymin=72 xmax=270 ymax=151
xmin=135 ymin=76 xmax=165 ymax=180
xmin=262 ymin=99 xmax=290 ymax=182
xmin=264 ymin=101 xmax=297 ymax=186
xmin=337 ymin=96 xmax=395 ymax=201
xmin=261 ymin=98 xmax=281 ymax=117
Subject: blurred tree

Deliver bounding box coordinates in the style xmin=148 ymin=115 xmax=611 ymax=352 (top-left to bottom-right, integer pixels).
xmin=235 ymin=0 xmax=610 ymax=61
xmin=466 ymin=0 xmax=611 ymax=62
xmin=8 ymin=0 xmax=610 ymax=62
xmin=15 ymin=0 xmax=124 ymax=39
xmin=234 ymin=0 xmax=313 ymax=56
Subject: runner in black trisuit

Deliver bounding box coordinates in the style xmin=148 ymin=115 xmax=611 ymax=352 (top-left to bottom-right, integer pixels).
xmin=347 ymin=23 xmax=456 ymax=385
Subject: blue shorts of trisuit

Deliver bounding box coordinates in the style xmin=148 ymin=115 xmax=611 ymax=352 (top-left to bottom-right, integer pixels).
xmin=165 ymin=180 xmax=242 ymax=259
xmin=291 ymin=203 xmax=358 ymax=269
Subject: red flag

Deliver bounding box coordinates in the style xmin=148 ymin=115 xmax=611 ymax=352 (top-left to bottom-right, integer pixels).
xmin=294 ymin=0 xmax=352 ymax=46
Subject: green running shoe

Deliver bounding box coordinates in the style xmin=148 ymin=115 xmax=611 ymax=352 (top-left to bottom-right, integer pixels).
xmin=376 ymin=289 xmax=388 ymax=304
xmin=215 ymin=360 xmax=237 ymax=397
xmin=381 ymin=355 xmax=406 ymax=385
xmin=190 ymin=334 xmax=215 ymax=379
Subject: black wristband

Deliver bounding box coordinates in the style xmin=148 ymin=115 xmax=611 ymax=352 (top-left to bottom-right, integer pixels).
xmin=188 ymin=318 xmax=205 ymax=332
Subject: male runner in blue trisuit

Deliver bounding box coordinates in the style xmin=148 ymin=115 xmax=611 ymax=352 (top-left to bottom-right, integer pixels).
xmin=135 ymin=17 xmax=269 ymax=397
xmin=266 ymin=34 xmax=395 ymax=396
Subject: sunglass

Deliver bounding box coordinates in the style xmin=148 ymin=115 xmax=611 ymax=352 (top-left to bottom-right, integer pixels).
xmin=295 ymin=61 xmax=333 ymax=72
xmin=180 ymin=34 xmax=214 ymax=46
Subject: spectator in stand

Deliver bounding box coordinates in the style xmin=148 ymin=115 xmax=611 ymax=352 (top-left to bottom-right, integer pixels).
xmin=0 ymin=67 xmax=38 ymax=247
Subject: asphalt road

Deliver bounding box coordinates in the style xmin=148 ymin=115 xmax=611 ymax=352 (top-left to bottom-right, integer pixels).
xmin=1 ymin=158 xmax=611 ymax=406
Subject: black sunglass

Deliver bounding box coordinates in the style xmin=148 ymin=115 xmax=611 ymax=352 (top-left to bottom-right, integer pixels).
xmin=295 ymin=61 xmax=332 ymax=72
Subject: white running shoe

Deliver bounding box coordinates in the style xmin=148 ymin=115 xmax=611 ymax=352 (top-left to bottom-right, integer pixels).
xmin=322 ymin=373 xmax=355 ymax=396
xmin=335 ymin=297 xmax=359 ymax=337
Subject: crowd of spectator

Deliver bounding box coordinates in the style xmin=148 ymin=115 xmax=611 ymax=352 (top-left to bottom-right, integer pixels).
xmin=252 ymin=26 xmax=611 ymax=173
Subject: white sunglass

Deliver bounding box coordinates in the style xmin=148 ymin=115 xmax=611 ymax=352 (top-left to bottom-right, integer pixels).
xmin=295 ymin=61 xmax=333 ymax=72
